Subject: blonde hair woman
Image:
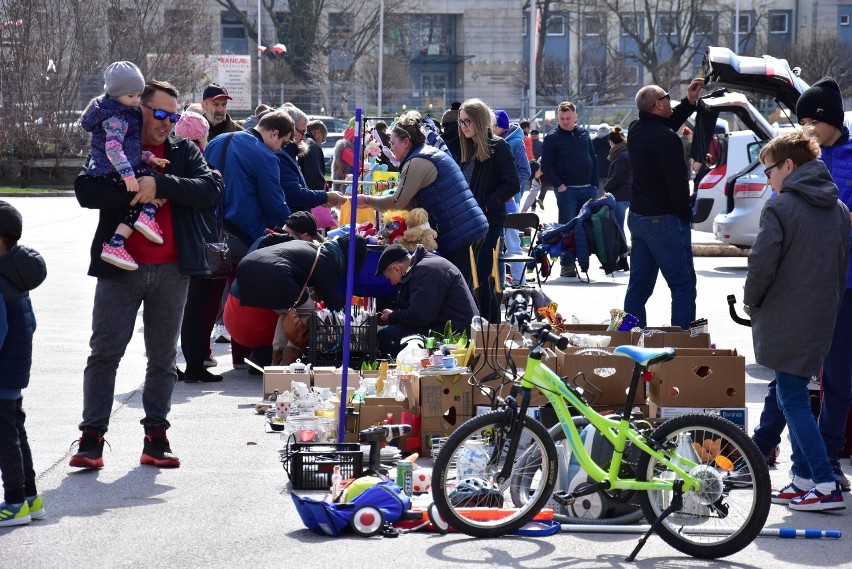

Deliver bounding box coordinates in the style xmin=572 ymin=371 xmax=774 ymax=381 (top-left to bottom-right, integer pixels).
xmin=457 ymin=98 xmax=519 ymax=322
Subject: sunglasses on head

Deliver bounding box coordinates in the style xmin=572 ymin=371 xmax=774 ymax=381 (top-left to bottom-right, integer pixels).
xmin=142 ymin=103 xmax=181 ymax=123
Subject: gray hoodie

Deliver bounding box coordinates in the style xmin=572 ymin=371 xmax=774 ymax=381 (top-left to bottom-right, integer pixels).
xmin=744 ymin=160 xmax=851 ymax=377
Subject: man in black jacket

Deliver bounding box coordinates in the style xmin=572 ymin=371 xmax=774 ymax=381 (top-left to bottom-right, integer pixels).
xmin=375 ymin=244 xmax=478 ymax=356
xmin=70 ymin=80 xmax=220 ymax=470
xmin=624 ymin=78 xmax=703 ymax=329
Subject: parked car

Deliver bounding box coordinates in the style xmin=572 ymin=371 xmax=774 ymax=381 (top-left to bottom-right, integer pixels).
xmin=703 ymin=45 xmax=850 ymax=248
xmin=322 ymin=132 xmax=343 ymax=175
xmin=687 ymin=90 xmax=774 ymax=233
xmin=308 ymin=115 xmax=349 ymax=134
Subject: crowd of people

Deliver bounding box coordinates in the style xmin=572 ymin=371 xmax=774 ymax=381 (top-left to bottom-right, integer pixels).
xmin=1 ymin=56 xmax=851 ymax=527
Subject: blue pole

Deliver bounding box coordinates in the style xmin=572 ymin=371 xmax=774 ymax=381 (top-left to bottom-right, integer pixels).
xmin=338 ymin=107 xmax=362 ymax=443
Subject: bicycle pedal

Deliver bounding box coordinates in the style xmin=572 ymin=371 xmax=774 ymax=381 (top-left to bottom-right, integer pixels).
xmin=552 ymin=491 xmax=575 ymax=506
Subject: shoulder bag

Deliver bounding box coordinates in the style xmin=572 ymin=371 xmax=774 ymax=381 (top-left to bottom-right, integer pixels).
xmin=282 ymin=244 xmax=323 ymax=349
xmin=206 ymin=132 xmax=237 ymax=278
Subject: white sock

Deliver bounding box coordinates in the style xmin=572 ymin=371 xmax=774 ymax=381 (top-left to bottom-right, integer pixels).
xmin=815 ymin=481 xmax=837 ymax=494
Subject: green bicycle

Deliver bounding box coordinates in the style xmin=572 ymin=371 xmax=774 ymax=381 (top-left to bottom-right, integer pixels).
xmin=431 ymin=293 xmax=770 ymax=560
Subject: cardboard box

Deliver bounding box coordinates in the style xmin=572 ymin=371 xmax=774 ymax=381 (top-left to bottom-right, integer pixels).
xmin=647 ymin=400 xmax=748 ymax=430
xmin=262 ymin=366 xmax=310 ymax=399
xmin=560 ymin=323 xmax=637 ymax=348
xmin=559 ymin=347 xmax=641 ymax=407
xmin=638 ymin=327 xmax=711 ymax=349
xmin=472 ymin=324 xmax=525 ymax=353
xmin=647 ymin=348 xmax=745 ymax=408
xmin=420 ymin=373 xmax=473 ymax=456
xmin=312 ymin=367 xmax=359 ymax=390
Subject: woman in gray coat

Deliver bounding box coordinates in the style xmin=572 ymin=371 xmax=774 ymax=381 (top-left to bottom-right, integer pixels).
xmin=744 ymin=131 xmax=850 ymax=511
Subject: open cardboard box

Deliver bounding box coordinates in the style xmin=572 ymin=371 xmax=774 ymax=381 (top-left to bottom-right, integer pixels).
xmin=420 ymin=372 xmax=473 ymax=457
xmin=559 ymin=346 xmax=641 ymax=407
xmin=312 ymin=367 xmax=359 ymax=390
xmin=647 ymin=348 xmax=745 ymax=408
xmin=261 ymin=366 xmax=311 ymax=399
xmin=647 ymin=400 xmax=748 ymax=430
xmin=638 ymin=327 xmax=711 ymax=349
xmin=560 ymin=323 xmax=637 ymax=348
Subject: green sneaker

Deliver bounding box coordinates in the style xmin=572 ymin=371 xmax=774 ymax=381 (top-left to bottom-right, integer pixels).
xmin=26 ymin=495 xmax=46 ymax=520
xmin=0 ymin=501 xmax=31 ymax=527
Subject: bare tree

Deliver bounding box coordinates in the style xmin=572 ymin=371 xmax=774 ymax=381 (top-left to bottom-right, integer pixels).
xmin=780 ymin=38 xmax=852 ymax=97
xmin=215 ymin=0 xmax=409 ymax=87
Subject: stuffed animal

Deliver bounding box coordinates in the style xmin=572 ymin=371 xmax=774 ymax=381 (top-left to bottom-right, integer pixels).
xmin=396 ymin=208 xmax=439 ymax=252
xmin=380 ymin=210 xmax=407 ymax=244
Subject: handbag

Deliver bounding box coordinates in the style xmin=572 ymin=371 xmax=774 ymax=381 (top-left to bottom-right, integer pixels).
xmin=205 ymin=133 xmax=237 ymax=278
xmin=282 ymin=245 xmax=323 ymax=349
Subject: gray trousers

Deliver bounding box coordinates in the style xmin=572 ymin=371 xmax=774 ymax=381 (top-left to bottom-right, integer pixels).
xmin=80 ymin=262 xmax=189 ymax=432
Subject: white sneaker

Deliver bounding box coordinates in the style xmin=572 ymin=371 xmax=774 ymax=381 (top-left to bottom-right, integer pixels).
xmin=212 ymin=324 xmax=231 ymax=344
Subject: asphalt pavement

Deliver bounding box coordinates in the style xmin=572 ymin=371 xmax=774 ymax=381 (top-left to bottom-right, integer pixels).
xmin=2 ymin=195 xmax=850 ymax=569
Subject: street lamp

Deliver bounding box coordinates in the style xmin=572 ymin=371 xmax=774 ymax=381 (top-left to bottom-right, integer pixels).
xmin=257 ymin=0 xmax=262 ymax=106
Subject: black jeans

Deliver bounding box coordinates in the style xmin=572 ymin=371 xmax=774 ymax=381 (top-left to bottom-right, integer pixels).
xmin=0 ymin=398 xmax=36 ymax=504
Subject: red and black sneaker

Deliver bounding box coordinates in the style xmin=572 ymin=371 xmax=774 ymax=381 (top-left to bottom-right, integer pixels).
xmin=140 ymin=427 xmax=181 ymax=468
xmin=69 ymin=427 xmax=107 ymax=469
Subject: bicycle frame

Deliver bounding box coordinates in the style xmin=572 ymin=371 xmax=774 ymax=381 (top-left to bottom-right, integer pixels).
xmin=517 ymin=352 xmax=701 ymax=493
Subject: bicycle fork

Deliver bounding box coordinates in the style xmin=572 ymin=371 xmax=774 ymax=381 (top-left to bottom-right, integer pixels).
xmin=493 ymin=384 xmax=532 ymax=484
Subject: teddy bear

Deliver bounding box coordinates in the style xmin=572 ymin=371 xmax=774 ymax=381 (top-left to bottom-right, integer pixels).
xmin=380 ymin=210 xmax=407 ymax=244
xmin=396 ymin=208 xmax=439 ymax=252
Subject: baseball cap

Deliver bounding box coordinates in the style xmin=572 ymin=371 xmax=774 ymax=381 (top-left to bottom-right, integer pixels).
xmin=202 ymin=83 xmax=232 ymax=101
xmin=285 ymin=211 xmax=322 ymax=241
xmin=375 ymin=243 xmax=410 ymax=277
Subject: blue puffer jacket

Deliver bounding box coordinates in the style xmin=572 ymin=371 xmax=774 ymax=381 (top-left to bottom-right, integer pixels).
xmin=0 ymin=246 xmax=47 ymax=392
xmin=404 ymin=145 xmax=488 ymax=254
xmin=501 ymin=124 xmax=532 ymax=198
xmin=821 ymin=127 xmax=852 ymax=287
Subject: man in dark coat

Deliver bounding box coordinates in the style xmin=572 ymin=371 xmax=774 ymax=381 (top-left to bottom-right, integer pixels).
xmin=623 ymin=78 xmax=703 ymax=329
xmin=375 ymin=244 xmax=478 ymax=356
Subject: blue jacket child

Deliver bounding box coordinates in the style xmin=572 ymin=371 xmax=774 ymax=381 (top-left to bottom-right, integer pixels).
xmin=0 ymin=201 xmax=48 ymax=527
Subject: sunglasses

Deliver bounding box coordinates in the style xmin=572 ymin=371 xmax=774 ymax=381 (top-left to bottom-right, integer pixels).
xmin=657 ymin=93 xmax=671 ymax=102
xmin=142 ymin=103 xmax=181 ymax=123
xmin=458 ymin=118 xmax=473 ymax=127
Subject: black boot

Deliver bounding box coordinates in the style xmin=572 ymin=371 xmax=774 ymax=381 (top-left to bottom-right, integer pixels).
xmin=183 ymin=367 xmax=223 ymax=383
xmin=617 ymin=257 xmax=630 ymax=272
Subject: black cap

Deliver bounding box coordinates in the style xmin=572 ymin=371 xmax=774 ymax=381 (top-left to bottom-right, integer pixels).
xmin=285 ymin=211 xmax=322 ymax=241
xmin=375 ymin=243 xmax=410 ymax=277
xmin=202 ymin=83 xmax=232 ymax=101
xmin=0 ymin=200 xmax=22 ymax=241
xmin=796 ymin=77 xmax=844 ymax=130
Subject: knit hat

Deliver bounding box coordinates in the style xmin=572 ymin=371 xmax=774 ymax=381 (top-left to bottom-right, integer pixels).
xmin=375 ymin=243 xmax=410 ymax=276
xmin=441 ymin=101 xmax=461 ymax=125
xmin=104 ymin=61 xmax=145 ymax=98
xmin=285 ymin=211 xmax=322 ymax=241
xmin=530 ymin=129 xmax=540 ymax=137
xmin=174 ymin=111 xmax=209 ymax=142
xmin=796 ymin=77 xmax=845 ymax=130
xmin=494 ymin=110 xmax=510 ymax=130
xmin=202 ymin=83 xmax=232 ymax=101
xmin=596 ymin=123 xmax=611 ymax=138
xmin=0 ymin=200 xmax=23 ymax=241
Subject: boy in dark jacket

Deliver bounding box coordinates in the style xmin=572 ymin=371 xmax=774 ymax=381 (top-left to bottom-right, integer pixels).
xmin=0 ymin=201 xmax=47 ymax=526
xmin=746 ymin=131 xmax=850 ymax=511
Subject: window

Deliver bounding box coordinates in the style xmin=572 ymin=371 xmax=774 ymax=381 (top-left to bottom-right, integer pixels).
xmin=735 ymin=13 xmax=752 ymax=34
xmin=621 ymin=14 xmax=638 ymax=36
xmin=523 ymin=13 xmax=528 ymax=36
xmin=658 ymin=14 xmax=676 ymax=35
xmin=584 ymin=15 xmax=603 ymax=36
xmin=220 ymin=12 xmax=247 ymax=54
xmin=841 ymin=14 xmax=850 ymax=26
xmin=413 ymin=15 xmax=454 ymax=56
xmin=622 ymin=65 xmax=639 ymax=85
xmin=695 ymin=12 xmax=715 ymax=35
xmin=329 ymin=12 xmax=352 ymax=51
xmin=769 ymin=12 xmax=788 ymax=34
xmin=546 ymin=15 xmax=565 ymax=36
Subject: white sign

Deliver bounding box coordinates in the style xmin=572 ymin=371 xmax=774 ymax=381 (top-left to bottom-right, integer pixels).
xmin=147 ymin=54 xmax=252 ymax=111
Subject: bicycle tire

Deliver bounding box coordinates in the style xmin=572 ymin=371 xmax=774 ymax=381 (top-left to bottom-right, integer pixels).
xmin=635 ymin=413 xmax=771 ymax=559
xmin=431 ymin=410 xmax=558 ymax=538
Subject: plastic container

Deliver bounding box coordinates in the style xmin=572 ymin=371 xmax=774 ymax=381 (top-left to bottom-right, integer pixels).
xmin=282 ymin=442 xmax=364 ymax=490
xmin=308 ymin=313 xmax=377 ymax=368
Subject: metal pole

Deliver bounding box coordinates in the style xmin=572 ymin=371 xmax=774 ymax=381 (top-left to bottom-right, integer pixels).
xmin=558 ymin=524 xmax=841 ymax=539
xmin=377 ymin=0 xmax=384 ymax=117
xmin=338 ymin=108 xmax=363 ymax=443
xmin=529 ymin=7 xmax=538 ymax=119
xmin=257 ymin=0 xmax=262 ymax=107
xmin=734 ymin=0 xmax=740 ymax=54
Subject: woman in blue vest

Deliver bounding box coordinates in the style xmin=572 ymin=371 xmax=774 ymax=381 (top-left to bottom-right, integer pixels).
xmin=361 ymin=111 xmax=487 ymax=289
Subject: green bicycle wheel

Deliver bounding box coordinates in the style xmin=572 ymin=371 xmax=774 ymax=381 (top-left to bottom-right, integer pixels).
xmin=431 ymin=410 xmax=558 ymax=538
xmin=636 ymin=413 xmax=771 ymax=559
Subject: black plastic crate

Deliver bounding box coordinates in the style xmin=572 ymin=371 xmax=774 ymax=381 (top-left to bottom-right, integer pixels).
xmin=282 ymin=442 xmax=364 ymax=490
xmin=308 ymin=313 xmax=377 ymax=367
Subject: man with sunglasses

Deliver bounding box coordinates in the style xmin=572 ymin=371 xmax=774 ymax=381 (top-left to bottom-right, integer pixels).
xmin=623 ymin=78 xmax=703 ymax=330
xmin=201 ymin=83 xmax=243 ymax=140
xmin=70 ymin=80 xmax=221 ymax=470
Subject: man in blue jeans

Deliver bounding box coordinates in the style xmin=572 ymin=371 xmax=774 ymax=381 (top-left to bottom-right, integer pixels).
xmin=623 ymin=79 xmax=703 ymax=329
xmin=540 ymin=101 xmax=598 ymax=278
xmin=69 ymin=80 xmax=220 ymax=469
